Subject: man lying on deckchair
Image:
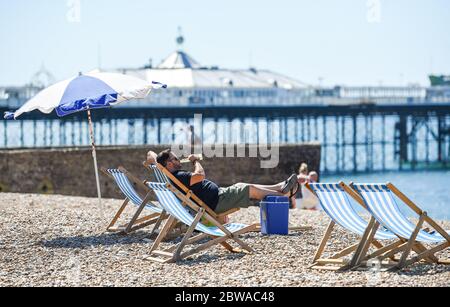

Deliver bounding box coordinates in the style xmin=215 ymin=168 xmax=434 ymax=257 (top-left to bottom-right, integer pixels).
xmin=147 ymin=149 xmax=310 ymax=213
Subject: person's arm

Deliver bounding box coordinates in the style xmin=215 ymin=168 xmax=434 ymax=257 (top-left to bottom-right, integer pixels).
xmin=189 ymin=155 xmax=205 ymax=186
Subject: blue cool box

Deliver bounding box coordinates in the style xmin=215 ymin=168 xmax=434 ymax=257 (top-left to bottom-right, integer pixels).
xmin=260 ymin=196 xmax=289 ymax=235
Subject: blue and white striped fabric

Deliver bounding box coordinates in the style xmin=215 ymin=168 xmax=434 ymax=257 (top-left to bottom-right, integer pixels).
xmin=4 ymin=72 xmax=167 ymax=119
xmin=147 ymin=182 xmax=249 ymax=237
xmin=309 ymin=183 xmax=396 ymax=240
xmin=353 ymin=184 xmax=448 ymax=243
xmin=107 ymin=169 xmax=162 ymax=214
xmin=148 ymin=165 xmax=170 ymax=184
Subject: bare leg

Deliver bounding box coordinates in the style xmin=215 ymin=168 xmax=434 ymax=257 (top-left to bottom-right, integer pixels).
xmin=249 ymin=185 xmax=287 ymax=200
xmin=249 ymin=185 xmax=298 ymax=209
xmin=253 ymin=182 xmax=285 ymax=192
xmin=248 ymin=173 xmax=308 ymax=193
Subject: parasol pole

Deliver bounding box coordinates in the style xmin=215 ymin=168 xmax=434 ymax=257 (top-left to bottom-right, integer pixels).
xmin=87 ymin=108 xmax=102 ymax=205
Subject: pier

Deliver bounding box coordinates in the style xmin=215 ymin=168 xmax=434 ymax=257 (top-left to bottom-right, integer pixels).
xmin=1 ymin=103 xmax=449 ymax=174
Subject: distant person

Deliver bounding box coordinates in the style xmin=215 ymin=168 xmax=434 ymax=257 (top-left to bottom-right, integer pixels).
xmin=309 ymin=171 xmax=318 ymax=183
xmin=146 ymin=150 xmax=303 ymax=213
xmin=297 ymin=163 xmax=319 ymax=210
xmin=297 ymin=163 xmax=318 ymax=183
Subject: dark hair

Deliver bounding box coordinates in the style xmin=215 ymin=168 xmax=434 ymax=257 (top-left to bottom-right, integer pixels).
xmin=157 ymin=149 xmax=172 ymax=167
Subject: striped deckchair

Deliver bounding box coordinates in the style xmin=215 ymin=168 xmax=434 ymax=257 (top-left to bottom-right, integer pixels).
xmin=145 ymin=162 xmax=170 ymax=184
xmin=306 ymin=182 xmax=404 ymax=271
xmin=351 ymin=183 xmax=450 ymax=270
xmin=145 ymin=182 xmax=257 ymax=263
xmin=143 ymin=161 xmax=241 ymax=224
xmin=101 ymin=167 xmax=167 ymax=234
xmin=143 ymin=161 xmax=307 ymax=232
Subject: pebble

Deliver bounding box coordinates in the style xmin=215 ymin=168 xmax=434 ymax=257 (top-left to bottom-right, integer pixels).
xmin=0 ymin=192 xmax=449 ymax=287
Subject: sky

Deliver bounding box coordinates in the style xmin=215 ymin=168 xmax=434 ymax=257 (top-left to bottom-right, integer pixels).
xmin=0 ymin=0 xmax=449 ymax=87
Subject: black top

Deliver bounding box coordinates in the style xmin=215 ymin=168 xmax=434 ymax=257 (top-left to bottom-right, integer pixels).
xmin=172 ymin=170 xmax=220 ymax=211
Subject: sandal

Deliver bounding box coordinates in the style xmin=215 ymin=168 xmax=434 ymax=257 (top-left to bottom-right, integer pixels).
xmin=281 ymin=174 xmax=298 ymax=194
xmin=289 ymin=182 xmax=300 ymax=209
xmin=290 ymin=182 xmax=300 ymax=197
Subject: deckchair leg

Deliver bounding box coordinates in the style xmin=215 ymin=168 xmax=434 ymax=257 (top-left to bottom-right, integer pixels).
xmin=149 ymin=216 xmax=177 ymax=253
xmin=349 ymin=217 xmax=377 ymax=268
xmin=371 ymin=240 xmax=384 ymax=249
xmin=413 ymin=243 xmax=439 ymax=263
xmin=174 ymin=225 xmax=256 ymax=262
xmin=352 ymin=219 xmax=380 ymax=268
xmin=179 ymin=235 xmax=236 ymax=261
xmin=220 ymin=242 xmax=243 ymax=253
xmin=404 ymin=242 xmax=450 ymax=268
xmin=220 ymin=241 xmax=246 ymax=253
xmin=166 ymin=233 xmax=209 ymax=253
xmin=197 ymin=210 xmax=256 ymax=254
xmin=130 ymin=213 xmax=160 ymax=226
xmin=396 ymin=213 xmax=426 ymax=270
xmin=125 ymin=193 xmax=153 ymax=233
xmin=312 ymin=221 xmax=335 ymax=264
xmin=149 ymin=211 xmax=168 ymax=238
xmin=106 ymin=199 xmax=130 ymax=231
xmin=230 ymin=236 xmax=254 ymax=253
xmin=118 ymin=213 xmax=161 ymax=232
xmin=330 ymin=243 xmax=360 ymax=260
xmin=173 ymin=209 xmax=205 ymax=262
xmin=220 ymin=225 xmax=256 ymax=254
xmin=356 ymin=231 xmax=386 ymax=269
xmin=222 ymin=225 xmax=256 ymax=254
xmin=364 ymin=240 xmax=404 ymax=261
xmin=127 ymin=217 xmax=161 ymax=233
xmin=371 ymin=240 xmax=399 ymax=262
xmin=379 ymin=242 xmax=410 ymax=261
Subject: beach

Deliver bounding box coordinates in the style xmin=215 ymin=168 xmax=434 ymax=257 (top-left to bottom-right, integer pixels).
xmin=0 ymin=193 xmax=449 ymax=287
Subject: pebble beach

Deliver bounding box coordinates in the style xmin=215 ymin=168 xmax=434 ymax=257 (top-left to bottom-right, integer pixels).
xmin=0 ymin=193 xmax=449 ymax=287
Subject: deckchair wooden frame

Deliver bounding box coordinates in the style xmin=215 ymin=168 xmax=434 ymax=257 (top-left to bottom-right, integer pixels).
xmin=101 ymin=167 xmax=170 ymax=235
xmin=143 ymin=161 xmax=240 ymax=223
xmin=305 ymin=181 xmax=404 ymax=271
xmin=350 ymin=182 xmax=450 ymax=271
xmin=145 ymin=182 xmax=257 ymax=263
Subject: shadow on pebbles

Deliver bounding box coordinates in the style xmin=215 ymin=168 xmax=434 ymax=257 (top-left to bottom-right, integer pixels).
xmin=0 ymin=193 xmax=448 ymax=287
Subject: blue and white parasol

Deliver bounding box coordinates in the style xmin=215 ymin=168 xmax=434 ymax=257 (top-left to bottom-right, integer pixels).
xmin=4 ymin=71 xmax=167 ymax=203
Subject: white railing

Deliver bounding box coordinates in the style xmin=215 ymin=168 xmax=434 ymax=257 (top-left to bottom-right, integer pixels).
xmin=2 ymin=87 xmax=450 ymax=110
